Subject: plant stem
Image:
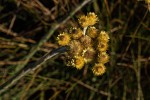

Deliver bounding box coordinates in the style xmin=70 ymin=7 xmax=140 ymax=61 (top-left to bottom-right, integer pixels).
xmin=0 ymin=46 xmax=69 ymax=95
xmin=83 ymin=27 xmax=88 ymax=35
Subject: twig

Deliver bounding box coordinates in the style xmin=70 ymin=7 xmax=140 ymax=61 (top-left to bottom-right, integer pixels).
xmin=0 ymin=25 xmax=35 ymax=43
xmin=71 ymin=77 xmax=111 ymax=97
xmin=0 ymin=61 xmax=25 ymax=65
xmin=0 ymin=46 xmax=69 ymax=95
xmin=136 ymin=43 xmax=144 ymax=100
xmin=121 ymin=9 xmax=148 ymax=60
xmin=0 ymin=25 xmax=17 ymax=36
xmin=20 ymin=67 xmax=42 ymax=99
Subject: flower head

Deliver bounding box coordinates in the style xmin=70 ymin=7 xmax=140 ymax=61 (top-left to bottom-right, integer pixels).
xmin=80 ymin=35 xmax=93 ymax=48
xmin=86 ymin=12 xmax=98 ymax=26
xmin=97 ymin=52 xmax=109 ymax=64
xmin=98 ymin=31 xmax=109 ymax=43
xmin=92 ymin=63 xmax=106 ymax=76
xmin=97 ymin=42 xmax=108 ymax=52
xmin=57 ymin=32 xmax=70 ymax=46
xmin=70 ymin=27 xmax=83 ymax=39
xmin=87 ymin=26 xmax=98 ymax=38
xmin=78 ymin=15 xmax=89 ymax=27
xmin=78 ymin=12 xmax=98 ymax=28
xmin=73 ymin=56 xmax=85 ymax=69
xmin=82 ymin=47 xmax=96 ymax=63
xmin=68 ymin=40 xmax=83 ymax=56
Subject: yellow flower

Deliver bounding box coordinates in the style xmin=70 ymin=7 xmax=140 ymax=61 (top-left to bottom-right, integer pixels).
xmin=57 ymin=12 xmax=109 ymax=76
xmin=97 ymin=42 xmax=108 ymax=52
xmin=80 ymin=35 xmax=93 ymax=48
xmin=73 ymin=56 xmax=85 ymax=69
xmin=78 ymin=15 xmax=89 ymax=27
xmin=87 ymin=26 xmax=98 ymax=38
xmin=92 ymin=63 xmax=106 ymax=76
xmin=86 ymin=12 xmax=98 ymax=26
xmin=82 ymin=47 xmax=96 ymax=63
xmin=70 ymin=27 xmax=83 ymax=39
xmin=68 ymin=40 xmax=83 ymax=56
xmin=97 ymin=52 xmax=109 ymax=64
xmin=97 ymin=31 xmax=109 ymax=43
xmin=57 ymin=32 xmax=70 ymax=46
xmin=78 ymin=12 xmax=98 ymax=27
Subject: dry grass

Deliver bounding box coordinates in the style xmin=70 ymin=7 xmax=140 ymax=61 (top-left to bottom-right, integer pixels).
xmin=0 ymin=0 xmax=150 ymax=99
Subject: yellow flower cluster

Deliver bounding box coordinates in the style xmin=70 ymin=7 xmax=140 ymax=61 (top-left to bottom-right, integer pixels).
xmin=92 ymin=31 xmax=109 ymax=76
xmin=78 ymin=12 xmax=98 ymax=28
xmin=57 ymin=12 xmax=109 ymax=76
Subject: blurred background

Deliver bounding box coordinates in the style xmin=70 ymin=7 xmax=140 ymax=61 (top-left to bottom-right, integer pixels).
xmin=0 ymin=0 xmax=149 ymax=99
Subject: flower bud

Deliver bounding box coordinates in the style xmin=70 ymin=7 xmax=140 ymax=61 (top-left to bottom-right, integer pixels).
xmin=97 ymin=42 xmax=108 ymax=52
xmin=78 ymin=12 xmax=98 ymax=27
xmin=97 ymin=52 xmax=109 ymax=64
xmin=70 ymin=27 xmax=83 ymax=39
xmin=86 ymin=12 xmax=98 ymax=26
xmin=57 ymin=32 xmax=70 ymax=46
xmin=97 ymin=31 xmax=109 ymax=43
xmin=82 ymin=47 xmax=96 ymax=63
xmin=92 ymin=63 xmax=106 ymax=76
xmin=87 ymin=26 xmax=98 ymax=38
xmin=68 ymin=40 xmax=83 ymax=56
xmin=73 ymin=56 xmax=85 ymax=69
xmin=80 ymin=35 xmax=93 ymax=48
xmin=78 ymin=15 xmax=89 ymax=27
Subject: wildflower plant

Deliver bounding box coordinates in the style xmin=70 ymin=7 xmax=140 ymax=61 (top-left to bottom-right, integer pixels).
xmin=57 ymin=12 xmax=109 ymax=76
